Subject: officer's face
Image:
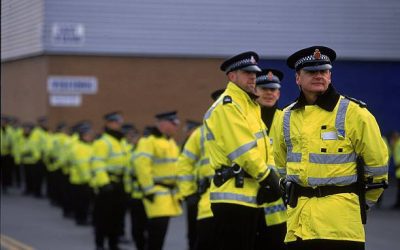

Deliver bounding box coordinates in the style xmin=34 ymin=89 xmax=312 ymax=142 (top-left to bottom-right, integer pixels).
xmin=229 ymin=70 xmax=257 ymax=93
xmin=256 ymin=87 xmax=280 ymax=108
xmin=296 ymin=69 xmax=331 ymax=95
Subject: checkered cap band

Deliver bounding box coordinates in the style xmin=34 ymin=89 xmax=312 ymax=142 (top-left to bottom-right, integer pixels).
xmin=294 ymin=54 xmax=330 ymax=69
xmin=225 ymin=58 xmax=255 ymax=72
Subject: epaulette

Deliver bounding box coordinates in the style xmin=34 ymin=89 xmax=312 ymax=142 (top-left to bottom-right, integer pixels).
xmin=223 ymin=95 xmax=232 ymax=105
xmin=344 ymin=95 xmax=367 ymax=108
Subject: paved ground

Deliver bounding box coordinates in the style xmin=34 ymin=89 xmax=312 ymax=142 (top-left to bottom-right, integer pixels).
xmin=1 ymin=181 xmax=399 ymax=250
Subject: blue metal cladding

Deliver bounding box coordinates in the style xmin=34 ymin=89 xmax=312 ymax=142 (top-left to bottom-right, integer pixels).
xmin=258 ymin=59 xmax=400 ymax=136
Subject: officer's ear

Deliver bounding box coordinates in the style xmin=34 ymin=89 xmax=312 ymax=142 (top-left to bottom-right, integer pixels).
xmin=227 ymin=71 xmax=237 ymax=82
xmin=295 ymin=71 xmax=301 ymax=86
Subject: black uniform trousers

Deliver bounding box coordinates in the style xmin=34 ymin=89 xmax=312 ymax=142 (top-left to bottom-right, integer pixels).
xmin=286 ymin=239 xmax=365 ymax=250
xmin=93 ymin=182 xmax=126 ymax=250
xmin=195 ymin=217 xmax=216 ymax=250
xmin=255 ymin=218 xmax=287 ymax=250
xmin=185 ymin=195 xmax=199 ymax=250
xmin=129 ymin=198 xmax=148 ymax=250
xmin=32 ymin=160 xmax=46 ymax=197
xmin=1 ymin=155 xmax=14 ymax=192
xmin=71 ymin=183 xmax=93 ymax=225
xmin=147 ymin=216 xmax=170 ymax=250
xmin=211 ymin=203 xmax=260 ymax=250
xmin=22 ymin=164 xmax=35 ymax=194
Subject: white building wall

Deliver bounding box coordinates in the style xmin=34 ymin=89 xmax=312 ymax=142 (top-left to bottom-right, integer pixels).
xmin=2 ymin=0 xmax=400 ymax=61
xmin=1 ymin=0 xmax=44 ymax=61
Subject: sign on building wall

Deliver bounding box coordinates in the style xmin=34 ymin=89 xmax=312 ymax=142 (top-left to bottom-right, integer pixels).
xmin=47 ymin=76 xmax=98 ymax=94
xmin=49 ymin=95 xmax=81 ymax=107
xmin=51 ymin=23 xmax=85 ymax=46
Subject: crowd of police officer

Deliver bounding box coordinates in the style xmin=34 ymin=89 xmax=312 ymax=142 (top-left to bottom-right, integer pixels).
xmin=1 ymin=46 xmax=399 ymax=250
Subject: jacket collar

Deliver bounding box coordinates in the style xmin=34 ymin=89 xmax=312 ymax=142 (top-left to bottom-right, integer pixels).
xmin=227 ymin=82 xmax=259 ymax=102
xmin=291 ymin=84 xmax=340 ymax=111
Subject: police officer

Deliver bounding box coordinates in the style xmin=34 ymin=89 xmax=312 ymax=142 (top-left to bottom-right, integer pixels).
xmin=274 ymin=46 xmax=389 ymax=250
xmin=203 ymin=52 xmax=281 ymax=250
xmin=1 ymin=115 xmax=13 ymax=193
xmin=91 ymin=112 xmax=130 ymax=250
xmin=178 ymin=119 xmax=202 ymax=250
xmin=68 ymin=122 xmax=95 ymax=226
xmin=134 ymin=111 xmax=182 ymax=250
xmin=14 ymin=122 xmax=41 ymax=195
xmin=255 ymin=69 xmax=287 ymax=250
xmin=390 ymin=131 xmax=400 ymax=209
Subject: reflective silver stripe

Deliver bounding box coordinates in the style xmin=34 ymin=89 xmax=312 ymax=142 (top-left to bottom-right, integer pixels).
xmin=264 ymin=204 xmax=286 ymax=215
xmin=106 ymin=165 xmax=124 ymax=171
xmin=183 ymin=149 xmax=198 ymax=161
xmin=142 ymin=185 xmax=154 ymax=192
xmin=287 ymin=175 xmax=300 ymax=183
xmin=92 ymin=157 xmax=106 ymax=162
xmin=91 ymin=167 xmax=107 ymax=174
xmin=154 ymin=175 xmax=177 ymax=182
xmin=287 ymin=152 xmax=302 ymax=162
xmin=227 ymin=140 xmax=257 ymax=161
xmin=204 ymin=99 xmax=223 ymax=120
xmin=135 ymin=152 xmax=154 ymax=159
xmin=335 ymin=98 xmax=350 ymax=137
xmin=283 ymin=107 xmax=302 ymax=163
xmin=210 ymin=192 xmax=257 ymax=204
xmin=110 ymin=152 xmax=125 ymax=158
xmin=254 ymin=129 xmax=268 ymax=139
xmin=154 ymin=191 xmax=172 ymax=196
xmin=178 ymin=175 xmax=195 ymax=181
xmin=200 ymin=126 xmax=206 ymax=155
xmin=153 ymin=158 xmax=178 ymax=164
xmin=277 ymin=168 xmax=287 ymax=176
xmin=365 ymin=165 xmax=388 ymax=176
xmin=309 ymin=152 xmax=357 ymax=164
xmin=199 ymin=158 xmax=210 ymax=166
xmin=308 ymin=174 xmax=357 ymax=186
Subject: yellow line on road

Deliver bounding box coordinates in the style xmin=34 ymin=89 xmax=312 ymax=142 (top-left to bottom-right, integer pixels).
xmin=0 ymin=234 xmax=34 ymax=250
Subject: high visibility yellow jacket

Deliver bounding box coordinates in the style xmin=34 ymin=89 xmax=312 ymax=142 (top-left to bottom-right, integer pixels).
xmin=91 ymin=132 xmax=130 ymax=188
xmin=261 ymin=108 xmax=287 ymax=226
xmin=177 ymin=126 xmax=201 ymax=198
xmin=47 ymin=132 xmax=71 ymax=172
xmin=1 ymin=126 xmax=11 ymax=156
xmin=133 ymin=129 xmax=182 ymax=218
xmin=204 ymin=82 xmax=273 ymax=208
xmin=10 ymin=127 xmax=23 ymax=161
xmin=177 ymin=126 xmax=215 ymax=220
xmin=123 ymin=140 xmax=144 ymax=199
xmin=274 ymin=87 xmax=388 ymax=243
xmin=31 ymin=127 xmax=51 ymax=162
xmin=69 ymin=139 xmax=94 ymax=185
xmin=14 ymin=132 xmax=41 ymax=165
xmin=393 ymin=139 xmax=400 ymax=179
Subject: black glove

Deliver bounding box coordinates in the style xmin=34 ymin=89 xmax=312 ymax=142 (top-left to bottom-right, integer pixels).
xmin=256 ymin=169 xmax=282 ymax=205
xmin=144 ymin=193 xmax=155 ymax=202
xmin=185 ymin=193 xmax=200 ymax=206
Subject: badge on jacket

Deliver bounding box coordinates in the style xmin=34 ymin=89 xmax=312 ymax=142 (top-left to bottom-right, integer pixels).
xmin=223 ymin=95 xmax=232 ymax=104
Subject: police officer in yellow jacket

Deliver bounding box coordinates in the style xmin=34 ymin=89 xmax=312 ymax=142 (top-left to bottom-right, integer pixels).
xmin=68 ymin=122 xmax=95 ymax=226
xmin=204 ymin=52 xmax=281 ymax=250
xmin=255 ymin=68 xmax=287 ymax=250
xmin=177 ymin=119 xmax=202 ymax=250
xmin=91 ymin=112 xmax=130 ymax=250
xmin=134 ymin=111 xmax=182 ymax=250
xmin=14 ymin=122 xmax=41 ymax=195
xmin=274 ymin=46 xmax=388 ymax=250
xmin=391 ymin=131 xmax=400 ymax=209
